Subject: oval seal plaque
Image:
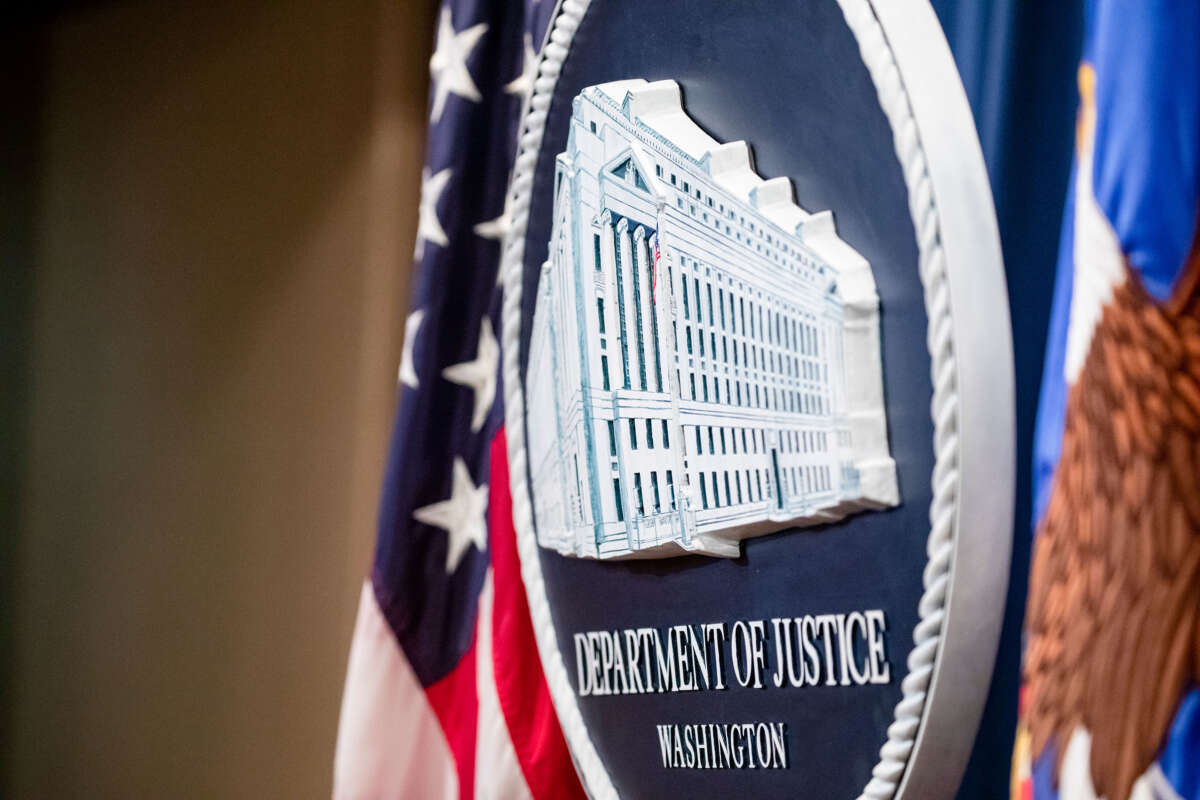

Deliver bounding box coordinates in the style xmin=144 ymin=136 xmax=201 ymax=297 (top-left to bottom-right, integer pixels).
xmin=499 ymin=1 xmax=1015 ymax=797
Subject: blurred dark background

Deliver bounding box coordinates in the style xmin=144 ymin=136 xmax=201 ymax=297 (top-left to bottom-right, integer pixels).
xmin=928 ymin=2 xmax=1083 ymax=797
xmin=1 ymin=1 xmax=435 ymax=796
xmin=0 ymin=1 xmax=1079 ymax=797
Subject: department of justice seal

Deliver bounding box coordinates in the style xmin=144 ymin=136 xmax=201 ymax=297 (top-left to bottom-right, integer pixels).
xmin=499 ymin=1 xmax=1015 ymax=797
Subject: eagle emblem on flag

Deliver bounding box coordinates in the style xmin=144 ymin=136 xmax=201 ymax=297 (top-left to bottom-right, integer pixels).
xmin=1018 ymin=3 xmax=1200 ymax=797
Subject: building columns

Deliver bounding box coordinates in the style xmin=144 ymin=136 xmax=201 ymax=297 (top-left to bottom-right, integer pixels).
xmin=616 ymin=217 xmax=641 ymax=391
xmin=633 ymin=225 xmax=659 ymax=392
xmin=600 ymin=213 xmax=630 ymax=391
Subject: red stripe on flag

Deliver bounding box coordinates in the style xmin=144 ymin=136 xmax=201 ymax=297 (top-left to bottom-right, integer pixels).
xmin=424 ymin=639 xmax=479 ymax=798
xmin=652 ymin=237 xmax=660 ymax=298
xmin=489 ymin=428 xmax=587 ymax=800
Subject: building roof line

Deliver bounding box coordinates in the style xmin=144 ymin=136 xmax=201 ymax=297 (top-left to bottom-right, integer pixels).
xmin=586 ymin=79 xmax=819 ymax=236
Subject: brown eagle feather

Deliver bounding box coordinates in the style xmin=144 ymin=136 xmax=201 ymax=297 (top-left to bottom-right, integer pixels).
xmin=1024 ymin=250 xmax=1200 ymax=800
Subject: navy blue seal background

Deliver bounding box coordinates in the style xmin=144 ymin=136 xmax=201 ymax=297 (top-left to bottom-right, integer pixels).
xmin=519 ymin=1 xmax=933 ymax=795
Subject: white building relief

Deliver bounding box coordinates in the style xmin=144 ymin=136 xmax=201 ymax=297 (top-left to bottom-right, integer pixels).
xmin=526 ymin=79 xmax=898 ymax=559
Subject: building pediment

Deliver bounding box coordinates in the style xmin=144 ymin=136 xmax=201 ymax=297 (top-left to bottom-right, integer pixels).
xmin=602 ymin=146 xmax=662 ymax=200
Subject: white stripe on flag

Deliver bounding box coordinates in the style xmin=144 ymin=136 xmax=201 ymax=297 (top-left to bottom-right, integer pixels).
xmin=334 ymin=581 xmax=458 ymax=800
xmin=474 ymin=570 xmax=534 ymax=800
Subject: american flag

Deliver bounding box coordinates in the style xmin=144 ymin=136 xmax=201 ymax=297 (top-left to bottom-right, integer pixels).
xmin=333 ymin=1 xmax=585 ymax=797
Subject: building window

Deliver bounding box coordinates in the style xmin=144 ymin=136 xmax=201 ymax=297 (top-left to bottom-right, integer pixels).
xmin=630 ymin=238 xmax=647 ymax=391
xmin=634 ymin=473 xmax=645 ymax=515
xmin=590 ymin=121 xmax=597 ymax=133
xmin=629 ymin=418 xmax=638 ymax=449
xmin=655 ymin=164 xmax=663 ymax=177
xmin=695 ymin=426 xmax=702 ymax=452
xmin=736 ymin=472 xmax=743 ymax=504
xmin=724 ymin=473 xmax=732 ymax=506
xmin=651 ymin=472 xmax=661 ymax=513
xmin=711 ymin=472 xmax=720 ymax=507
xmin=662 ymin=420 xmax=670 ymax=448
xmin=720 ymin=428 xmax=727 ymax=455
xmin=608 ymin=420 xmax=617 ymax=456
xmin=689 ymin=373 xmax=696 ymax=400
xmin=708 ymin=427 xmax=715 ymax=455
xmin=683 ymin=181 xmax=690 ymax=193
xmin=601 ymin=355 xmax=610 ymax=391
xmin=686 ymin=326 xmax=693 ymax=355
xmin=702 ymin=376 xmax=709 ymax=402
xmin=666 ymin=470 xmax=675 ymax=510
xmin=613 ymin=478 xmax=624 ymax=521
xmin=597 ymin=298 xmax=606 ymax=334
xmin=646 ymin=419 xmax=654 ymax=449
xmin=700 ymin=476 xmax=709 ymax=509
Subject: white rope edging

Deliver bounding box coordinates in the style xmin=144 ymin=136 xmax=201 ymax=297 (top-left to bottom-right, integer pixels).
xmin=501 ymin=1 xmax=617 ymax=795
xmin=836 ymin=1 xmax=961 ymax=798
xmin=498 ymin=2 xmax=963 ymax=798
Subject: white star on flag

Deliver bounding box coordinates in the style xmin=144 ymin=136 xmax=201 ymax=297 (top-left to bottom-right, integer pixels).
xmin=428 ymin=7 xmax=488 ymax=123
xmin=442 ymin=316 xmax=499 ymax=432
xmin=473 ymin=190 xmax=512 ymax=243
xmin=415 ymin=167 xmax=452 ymax=259
xmin=504 ymin=34 xmax=538 ymax=102
xmin=412 ymin=457 xmax=488 ymax=573
xmin=397 ymin=308 xmax=425 ymax=389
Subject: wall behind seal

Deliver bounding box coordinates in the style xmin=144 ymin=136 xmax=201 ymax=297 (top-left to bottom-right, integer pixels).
xmin=1 ymin=0 xmax=433 ymax=796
